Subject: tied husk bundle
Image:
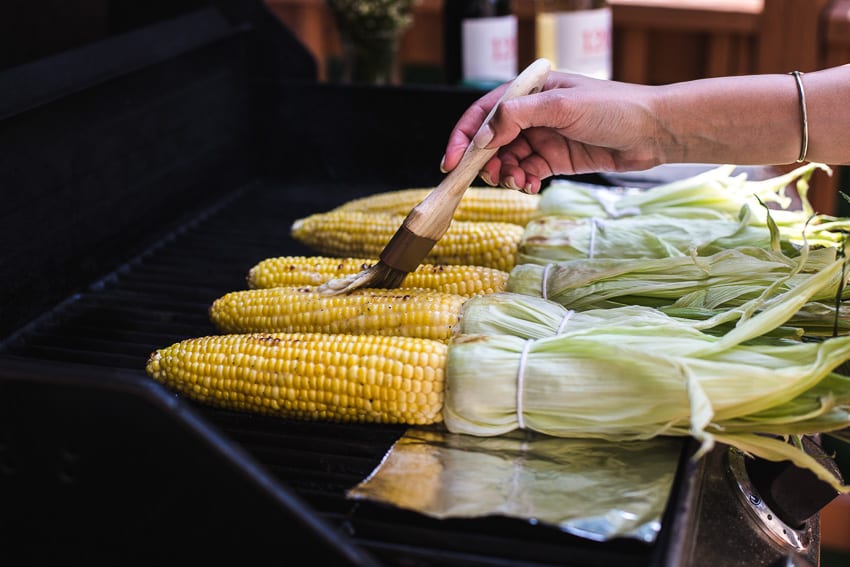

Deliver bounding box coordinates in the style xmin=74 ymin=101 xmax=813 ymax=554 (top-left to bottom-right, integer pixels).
xmin=446 ymin=270 xmax=850 ymax=493
xmin=521 ymin=163 xmax=850 ymax=265
xmin=507 ymin=245 xmax=850 ymax=337
xmin=537 ymin=162 xmax=829 ymax=225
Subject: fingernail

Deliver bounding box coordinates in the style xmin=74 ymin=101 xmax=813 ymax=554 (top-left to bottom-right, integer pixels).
xmin=503 ymin=176 xmax=519 ymax=190
xmin=439 ymin=154 xmax=447 ymax=173
xmin=524 ymin=182 xmax=535 ymax=194
xmin=479 ymin=170 xmax=495 ymax=186
xmin=472 ymin=124 xmax=494 ymax=149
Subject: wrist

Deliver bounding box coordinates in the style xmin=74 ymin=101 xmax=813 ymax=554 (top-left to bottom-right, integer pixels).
xmin=646 ymin=85 xmax=681 ymax=165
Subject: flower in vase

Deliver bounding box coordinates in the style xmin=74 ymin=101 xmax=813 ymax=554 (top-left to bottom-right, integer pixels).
xmin=326 ymin=0 xmax=421 ymax=84
xmin=327 ymin=0 xmax=419 ymax=41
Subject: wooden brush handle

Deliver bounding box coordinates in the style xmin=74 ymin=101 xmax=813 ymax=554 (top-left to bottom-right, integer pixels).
xmin=405 ymin=58 xmax=551 ymax=239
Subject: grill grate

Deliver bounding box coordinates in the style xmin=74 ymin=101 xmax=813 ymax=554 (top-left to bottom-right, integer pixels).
xmin=0 ymin=178 xmax=662 ymax=566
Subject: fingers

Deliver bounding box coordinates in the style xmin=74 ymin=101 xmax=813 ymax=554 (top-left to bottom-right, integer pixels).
xmin=498 ymin=159 xmax=542 ymax=194
xmin=478 ymin=156 xmax=502 ymax=187
xmin=441 ymin=88 xmax=508 ymax=173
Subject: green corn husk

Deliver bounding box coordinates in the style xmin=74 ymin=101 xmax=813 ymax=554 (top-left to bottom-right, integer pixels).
xmin=537 ymin=164 xmax=747 ymax=220
xmin=517 ymin=206 xmax=788 ymax=264
xmin=446 ymin=257 xmax=850 ymax=493
xmin=660 ymin=303 xmax=850 ymax=338
xmin=530 ymin=163 xmax=850 ymax=263
xmin=508 ymin=246 xmax=843 ymax=308
xmin=506 ymin=245 xmax=850 ymax=336
xmin=536 ymin=162 xmax=829 ymax=223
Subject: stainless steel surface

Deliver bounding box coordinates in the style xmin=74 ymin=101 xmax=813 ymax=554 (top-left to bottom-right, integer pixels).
xmin=677 ymin=445 xmax=821 ymax=567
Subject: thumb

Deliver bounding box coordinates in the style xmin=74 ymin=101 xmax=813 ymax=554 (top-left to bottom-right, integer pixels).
xmin=472 ymin=95 xmax=537 ymax=149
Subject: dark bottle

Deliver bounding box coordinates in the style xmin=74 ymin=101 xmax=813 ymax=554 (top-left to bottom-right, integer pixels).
xmin=443 ymin=0 xmax=518 ymax=89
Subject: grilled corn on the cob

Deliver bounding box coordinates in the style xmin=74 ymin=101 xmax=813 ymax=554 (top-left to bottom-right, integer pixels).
xmin=146 ymin=332 xmax=446 ymax=425
xmin=333 ymin=187 xmax=540 ymax=226
xmin=290 ymin=211 xmax=523 ymax=272
xmin=209 ymin=286 xmax=466 ymax=342
xmin=246 ymin=255 xmax=509 ymax=297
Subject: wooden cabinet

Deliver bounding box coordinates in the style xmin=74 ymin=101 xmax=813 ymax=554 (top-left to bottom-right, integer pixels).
xmin=608 ymin=0 xmax=763 ymax=84
xmin=824 ymin=0 xmax=850 ymax=68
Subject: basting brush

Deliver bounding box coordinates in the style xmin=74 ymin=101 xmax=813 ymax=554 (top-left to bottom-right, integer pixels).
xmin=319 ymin=58 xmax=551 ymax=295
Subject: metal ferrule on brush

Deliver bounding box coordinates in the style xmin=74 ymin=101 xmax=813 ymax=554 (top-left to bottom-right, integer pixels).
xmin=379 ymin=225 xmax=438 ymax=273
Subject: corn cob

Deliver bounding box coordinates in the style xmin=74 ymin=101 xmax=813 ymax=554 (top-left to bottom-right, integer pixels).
xmin=146 ymin=332 xmax=446 ymax=425
xmin=333 ymin=187 xmax=541 ymax=226
xmin=290 ymin=211 xmax=524 ymax=272
xmin=209 ymin=286 xmax=466 ymax=342
xmin=247 ymin=255 xmax=509 ymax=297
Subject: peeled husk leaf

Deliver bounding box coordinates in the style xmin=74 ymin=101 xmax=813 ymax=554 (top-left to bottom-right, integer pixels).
xmin=516 ymin=206 xmax=793 ymax=265
xmin=506 ymin=245 xmax=850 ymax=336
xmin=537 ymin=162 xmax=831 ymax=226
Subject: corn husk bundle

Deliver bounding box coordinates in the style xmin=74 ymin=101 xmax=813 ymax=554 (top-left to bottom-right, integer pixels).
xmin=507 ymin=245 xmax=850 ymax=336
xmin=537 ymin=162 xmax=830 ymax=225
xmin=521 ymin=163 xmax=850 ymax=265
xmin=447 ymin=271 xmax=850 ymax=493
xmin=517 ymin=206 xmax=792 ymax=264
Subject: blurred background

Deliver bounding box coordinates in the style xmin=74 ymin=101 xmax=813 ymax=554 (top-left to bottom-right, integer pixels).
xmin=262 ymin=0 xmax=850 ymax=218
xmin=3 ymin=0 xmax=847 ymax=213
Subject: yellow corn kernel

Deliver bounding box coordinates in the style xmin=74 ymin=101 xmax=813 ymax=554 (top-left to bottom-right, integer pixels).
xmin=246 ymin=255 xmax=509 ymax=297
xmin=145 ymin=332 xmax=447 ymax=425
xmin=209 ymin=286 xmax=466 ymax=342
xmin=334 ymin=187 xmax=540 ymax=226
xmin=290 ymin=211 xmax=524 ymax=272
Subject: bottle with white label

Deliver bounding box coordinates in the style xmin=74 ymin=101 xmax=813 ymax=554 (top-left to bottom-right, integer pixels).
xmin=535 ymin=0 xmax=611 ymax=79
xmin=443 ymin=0 xmax=518 ymax=89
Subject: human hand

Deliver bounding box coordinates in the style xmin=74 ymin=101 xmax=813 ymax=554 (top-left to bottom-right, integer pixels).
xmin=440 ymin=72 xmax=666 ymax=194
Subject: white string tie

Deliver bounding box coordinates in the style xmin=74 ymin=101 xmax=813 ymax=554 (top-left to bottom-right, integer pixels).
xmin=589 ymin=190 xmax=641 ymax=218
xmin=556 ymin=309 xmax=575 ymax=335
xmin=540 ymin=263 xmax=555 ymax=300
xmin=588 ymin=217 xmax=606 ymax=259
xmin=516 ymin=339 xmax=533 ymax=430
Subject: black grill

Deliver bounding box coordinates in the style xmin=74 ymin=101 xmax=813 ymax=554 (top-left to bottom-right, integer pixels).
xmin=1 ymin=177 xmax=670 ymax=566
xmin=0 ymin=2 xmax=835 ymax=565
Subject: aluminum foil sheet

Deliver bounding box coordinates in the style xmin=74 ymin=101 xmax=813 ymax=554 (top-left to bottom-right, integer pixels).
xmin=348 ymin=426 xmax=682 ymax=542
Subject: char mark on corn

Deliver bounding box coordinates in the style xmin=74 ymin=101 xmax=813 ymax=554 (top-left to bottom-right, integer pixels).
xmin=290 ymin=211 xmax=523 ymax=272
xmin=333 ymin=187 xmax=540 ymax=226
xmin=247 ymin=255 xmax=509 ymax=297
xmin=209 ymin=286 xmax=466 ymax=342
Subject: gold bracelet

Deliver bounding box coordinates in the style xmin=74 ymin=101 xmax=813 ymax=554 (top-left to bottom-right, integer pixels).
xmin=789 ymin=70 xmax=808 ymax=163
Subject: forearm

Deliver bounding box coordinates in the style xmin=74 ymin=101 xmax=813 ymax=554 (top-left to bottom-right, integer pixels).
xmin=653 ymin=64 xmax=850 ymax=166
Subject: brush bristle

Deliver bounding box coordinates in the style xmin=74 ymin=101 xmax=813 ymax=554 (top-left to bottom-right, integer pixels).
xmin=318 ymin=262 xmax=408 ymax=295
